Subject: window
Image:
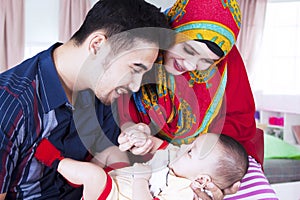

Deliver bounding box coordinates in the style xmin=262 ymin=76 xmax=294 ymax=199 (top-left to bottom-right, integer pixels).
xmin=24 ymin=0 xmax=170 ymax=60
xmin=24 ymin=0 xmax=59 ymax=59
xmin=254 ymin=0 xmax=300 ymax=95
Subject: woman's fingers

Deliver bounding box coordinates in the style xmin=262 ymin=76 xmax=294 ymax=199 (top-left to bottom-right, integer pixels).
xmin=223 ymin=181 xmax=240 ymax=195
xmin=191 ymin=182 xmax=224 ymax=200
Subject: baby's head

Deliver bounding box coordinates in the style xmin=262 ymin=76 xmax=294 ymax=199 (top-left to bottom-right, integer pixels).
xmin=169 ymin=133 xmax=248 ymax=190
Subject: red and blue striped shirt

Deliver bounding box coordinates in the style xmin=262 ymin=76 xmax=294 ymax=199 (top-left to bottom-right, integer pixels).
xmin=0 ymin=43 xmax=120 ymax=199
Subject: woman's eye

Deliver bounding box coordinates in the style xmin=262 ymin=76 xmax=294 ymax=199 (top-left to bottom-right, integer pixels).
xmin=183 ymin=46 xmax=195 ymax=56
xmin=188 ymin=149 xmax=192 ymax=156
xmin=202 ymin=58 xmax=214 ymax=65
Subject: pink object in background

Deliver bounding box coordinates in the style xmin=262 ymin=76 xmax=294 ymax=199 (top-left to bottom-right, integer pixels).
xmin=269 ymin=117 xmax=284 ymax=126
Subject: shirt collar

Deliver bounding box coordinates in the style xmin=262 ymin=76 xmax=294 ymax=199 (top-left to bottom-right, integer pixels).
xmin=38 ymin=43 xmax=70 ymax=112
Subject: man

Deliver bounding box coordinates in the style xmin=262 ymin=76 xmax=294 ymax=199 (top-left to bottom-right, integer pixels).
xmin=0 ymin=0 xmax=173 ymax=199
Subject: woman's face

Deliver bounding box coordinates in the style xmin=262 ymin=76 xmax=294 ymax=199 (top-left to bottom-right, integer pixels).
xmin=164 ymin=40 xmax=221 ymax=75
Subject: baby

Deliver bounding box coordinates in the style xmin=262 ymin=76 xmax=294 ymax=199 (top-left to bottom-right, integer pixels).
xmin=34 ymin=133 xmax=248 ymax=200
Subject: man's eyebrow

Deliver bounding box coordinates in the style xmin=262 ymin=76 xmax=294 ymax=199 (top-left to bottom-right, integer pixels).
xmin=134 ymin=63 xmax=148 ymax=70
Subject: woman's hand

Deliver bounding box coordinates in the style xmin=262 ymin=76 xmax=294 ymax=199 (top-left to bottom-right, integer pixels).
xmin=191 ymin=181 xmax=240 ymax=200
xmin=192 ymin=182 xmax=223 ymax=200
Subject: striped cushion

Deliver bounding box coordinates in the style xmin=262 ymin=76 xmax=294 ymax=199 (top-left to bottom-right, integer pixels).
xmin=224 ymin=156 xmax=278 ymax=200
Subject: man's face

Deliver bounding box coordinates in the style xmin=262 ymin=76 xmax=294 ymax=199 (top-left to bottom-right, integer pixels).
xmin=95 ymin=41 xmax=158 ymax=105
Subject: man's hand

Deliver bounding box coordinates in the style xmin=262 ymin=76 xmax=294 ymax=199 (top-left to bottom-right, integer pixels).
xmin=118 ymin=123 xmax=154 ymax=155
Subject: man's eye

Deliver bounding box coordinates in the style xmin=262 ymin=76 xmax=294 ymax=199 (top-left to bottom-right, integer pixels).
xmin=132 ymin=68 xmax=142 ymax=74
xmin=183 ymin=46 xmax=195 ymax=56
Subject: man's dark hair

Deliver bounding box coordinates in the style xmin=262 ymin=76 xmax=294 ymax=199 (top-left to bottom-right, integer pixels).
xmin=71 ymin=0 xmax=174 ymax=50
xmin=213 ymin=134 xmax=249 ymax=190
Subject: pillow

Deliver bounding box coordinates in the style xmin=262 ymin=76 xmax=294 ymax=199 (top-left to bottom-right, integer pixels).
xmin=264 ymin=134 xmax=300 ymax=160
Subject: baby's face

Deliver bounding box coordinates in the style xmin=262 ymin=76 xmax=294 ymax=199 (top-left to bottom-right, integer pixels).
xmin=169 ymin=134 xmax=221 ymax=180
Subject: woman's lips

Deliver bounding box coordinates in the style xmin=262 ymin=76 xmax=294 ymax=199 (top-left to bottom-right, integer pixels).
xmin=174 ymin=59 xmax=186 ymax=72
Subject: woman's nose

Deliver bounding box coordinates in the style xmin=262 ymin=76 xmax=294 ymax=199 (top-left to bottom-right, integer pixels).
xmin=196 ymin=58 xmax=213 ymax=71
xmin=183 ymin=60 xmax=196 ymax=71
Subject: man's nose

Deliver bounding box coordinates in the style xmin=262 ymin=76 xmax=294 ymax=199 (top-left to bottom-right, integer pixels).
xmin=129 ymin=74 xmax=143 ymax=92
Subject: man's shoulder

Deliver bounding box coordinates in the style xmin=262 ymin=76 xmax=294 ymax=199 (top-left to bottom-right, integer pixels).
xmin=0 ymin=43 xmax=59 ymax=99
xmin=0 ymin=55 xmax=40 ymax=98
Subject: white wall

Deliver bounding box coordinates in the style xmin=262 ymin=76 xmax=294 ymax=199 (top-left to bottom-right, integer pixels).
xmin=145 ymin=0 xmax=176 ymax=11
xmin=24 ymin=0 xmax=176 ymax=59
xmin=254 ymin=92 xmax=300 ymax=114
xmin=91 ymin=0 xmax=176 ymax=11
xmin=24 ymin=0 xmax=60 ymax=58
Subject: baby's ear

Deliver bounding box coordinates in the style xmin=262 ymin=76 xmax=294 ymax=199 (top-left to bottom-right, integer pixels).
xmin=191 ymin=174 xmax=212 ymax=189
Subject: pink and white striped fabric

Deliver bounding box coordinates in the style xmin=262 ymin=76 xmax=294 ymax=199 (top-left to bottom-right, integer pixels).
xmin=224 ymin=156 xmax=278 ymax=200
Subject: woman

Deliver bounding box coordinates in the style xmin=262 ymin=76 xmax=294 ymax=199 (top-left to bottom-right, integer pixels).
xmin=118 ymin=0 xmax=278 ymax=199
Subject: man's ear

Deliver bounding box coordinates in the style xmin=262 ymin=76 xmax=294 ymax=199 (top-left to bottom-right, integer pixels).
xmin=192 ymin=174 xmax=212 ymax=189
xmin=223 ymin=181 xmax=241 ymax=195
xmin=89 ymin=32 xmax=107 ymax=55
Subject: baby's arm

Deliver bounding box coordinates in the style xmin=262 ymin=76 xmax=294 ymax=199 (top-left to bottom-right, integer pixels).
xmin=58 ymin=158 xmax=107 ymax=200
xmin=91 ymin=145 xmax=130 ymax=169
xmin=34 ymin=139 xmax=108 ymax=200
xmin=131 ymin=163 xmax=153 ymax=200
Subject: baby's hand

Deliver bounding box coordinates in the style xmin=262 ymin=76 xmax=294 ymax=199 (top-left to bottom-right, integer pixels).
xmin=132 ymin=163 xmax=152 ymax=181
xmin=118 ymin=123 xmax=154 ymax=155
